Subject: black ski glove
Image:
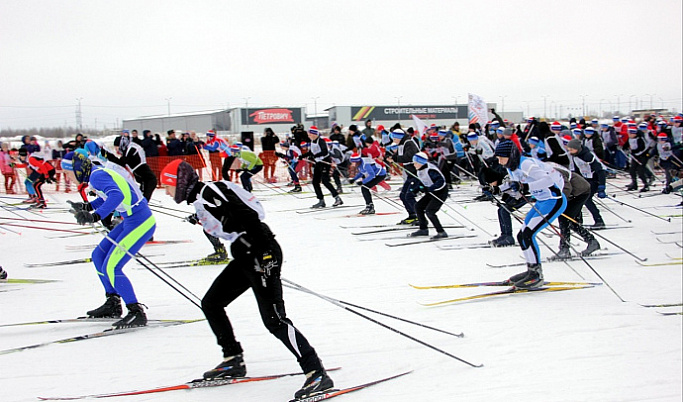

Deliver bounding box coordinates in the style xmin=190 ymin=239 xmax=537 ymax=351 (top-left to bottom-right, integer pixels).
xmin=67 ymin=200 xmax=93 ymax=212
xmin=185 ymin=213 xmax=199 ymax=225
xmin=74 ymin=210 xmax=100 ymax=225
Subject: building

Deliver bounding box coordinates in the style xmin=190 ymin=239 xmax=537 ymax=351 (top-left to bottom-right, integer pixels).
xmin=123 ymin=106 xmax=305 ymax=137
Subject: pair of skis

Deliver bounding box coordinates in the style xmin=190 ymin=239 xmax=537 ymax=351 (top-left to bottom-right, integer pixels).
xmin=37 ymin=368 xmax=411 ymax=401
xmin=411 ymin=281 xmax=600 ymax=306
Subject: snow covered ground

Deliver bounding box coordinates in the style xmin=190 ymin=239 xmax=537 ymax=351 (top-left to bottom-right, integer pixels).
xmin=1 ymin=177 xmax=681 ymax=402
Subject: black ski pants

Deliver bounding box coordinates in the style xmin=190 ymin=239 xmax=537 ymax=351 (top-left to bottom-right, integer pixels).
xmin=415 ymin=187 xmax=448 ymax=232
xmin=312 ymin=160 xmax=338 ymax=200
xmin=201 ymin=238 xmax=323 ymax=373
xmin=359 ymin=175 xmax=386 ymax=206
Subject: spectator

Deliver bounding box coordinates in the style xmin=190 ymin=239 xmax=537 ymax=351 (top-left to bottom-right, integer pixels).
xmin=329 ymin=124 xmax=346 ymax=144
xmin=0 ymin=142 xmax=17 ymax=194
xmin=185 ymin=131 xmax=206 ymax=180
xmin=155 ymin=133 xmax=168 ymax=156
xmin=362 ymin=119 xmax=375 ymax=138
xmin=260 ymin=127 xmax=280 ymax=183
xmin=166 ymin=130 xmax=184 ymax=156
xmin=131 ymin=129 xmax=143 ymax=145
xmin=141 ymin=130 xmax=159 ymax=157
xmin=51 ymin=140 xmax=70 ymax=192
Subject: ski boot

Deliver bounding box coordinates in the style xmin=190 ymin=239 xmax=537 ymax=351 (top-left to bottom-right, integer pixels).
xmin=513 ymin=263 xmax=544 ymax=289
xmin=203 ymin=354 xmax=247 ymax=380
xmin=332 ymin=196 xmax=343 ymax=207
xmin=581 ymin=239 xmax=601 ymax=256
xmin=589 ymin=221 xmax=605 ymax=230
xmin=409 ymin=229 xmax=429 ymax=237
xmin=0 ymin=266 xmax=7 ymax=280
xmin=113 ymin=303 xmax=147 ymax=329
xmin=431 ymin=231 xmax=448 ymax=240
xmin=397 ymin=216 xmax=418 ymax=225
xmin=490 ymin=234 xmax=515 ymax=247
xmin=206 ymin=245 xmax=228 ymax=261
xmin=310 ymin=199 xmax=326 ymax=209
xmin=555 ymin=246 xmax=571 ymax=260
xmin=639 ymin=185 xmax=649 ymax=193
xmin=289 ymin=185 xmax=302 ymax=193
xmin=625 ymin=182 xmax=637 ymax=191
xmin=359 ymin=204 xmax=375 ymax=215
xmin=294 ymin=369 xmax=334 ymax=400
xmin=22 ymin=195 xmax=37 ymax=204
xmin=87 ymin=293 xmax=122 ymax=318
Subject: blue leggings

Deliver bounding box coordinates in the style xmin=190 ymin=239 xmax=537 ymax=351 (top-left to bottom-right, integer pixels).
xmin=518 ymin=193 xmax=567 ymax=264
xmin=91 ymin=211 xmax=156 ymax=304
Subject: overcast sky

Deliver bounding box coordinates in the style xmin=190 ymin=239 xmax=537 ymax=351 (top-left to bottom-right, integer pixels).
xmin=1 ymin=0 xmax=681 ymax=130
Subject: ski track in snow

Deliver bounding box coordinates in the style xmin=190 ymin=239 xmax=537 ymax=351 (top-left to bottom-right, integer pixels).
xmin=1 ymin=182 xmax=681 ymax=402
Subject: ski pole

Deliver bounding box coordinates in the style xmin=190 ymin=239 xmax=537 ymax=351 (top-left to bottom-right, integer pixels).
xmin=88 ymin=223 xmax=203 ymax=309
xmin=605 ymin=195 xmax=671 ymax=222
xmin=147 ymin=205 xmax=187 ymax=220
xmin=282 ymin=282 xmax=463 ymax=338
xmin=560 ymin=213 xmax=648 ymax=262
xmin=281 ymin=278 xmax=483 ymax=368
xmin=593 ymin=198 xmax=632 ymax=224
xmin=0 ymin=216 xmax=82 ymax=225
xmin=0 ymin=221 xmax=94 ymax=235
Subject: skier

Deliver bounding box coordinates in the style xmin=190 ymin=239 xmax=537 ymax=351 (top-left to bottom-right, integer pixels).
xmin=229 ymin=144 xmax=263 ymax=193
xmin=548 ymin=162 xmax=601 ymax=258
xmin=496 ymin=141 xmax=567 ymax=289
xmin=275 ymin=141 xmax=303 ymax=192
xmin=61 ymin=151 xmax=154 ymax=329
xmin=565 ymin=139 xmax=607 ymax=229
xmin=385 ymin=129 xmax=420 ymax=224
xmin=159 ymin=159 xmax=334 ymax=400
xmin=26 ymin=153 xmax=56 ymax=208
xmin=100 ymin=137 xmax=157 ymax=202
xmin=624 ymin=125 xmax=651 ymax=192
xmin=348 ymin=152 xmax=387 ymax=215
xmin=302 ymin=126 xmax=343 ymax=208
xmin=408 ymin=152 xmax=449 ymax=239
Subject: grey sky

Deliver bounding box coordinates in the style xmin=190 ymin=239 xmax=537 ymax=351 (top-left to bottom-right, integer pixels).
xmin=1 ymin=0 xmax=681 ymax=130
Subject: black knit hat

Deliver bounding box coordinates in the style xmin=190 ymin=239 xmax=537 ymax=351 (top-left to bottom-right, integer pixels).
xmin=174 ymin=161 xmax=199 ymax=204
xmin=494 ymin=140 xmax=514 ymax=157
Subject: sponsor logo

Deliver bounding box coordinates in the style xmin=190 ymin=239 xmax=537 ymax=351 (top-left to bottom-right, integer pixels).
xmin=249 ymin=109 xmax=295 ymax=124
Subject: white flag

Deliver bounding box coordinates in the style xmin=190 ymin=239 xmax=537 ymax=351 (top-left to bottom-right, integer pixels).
xmin=468 ymin=93 xmax=489 ymax=126
xmin=411 ymin=114 xmax=428 ymax=136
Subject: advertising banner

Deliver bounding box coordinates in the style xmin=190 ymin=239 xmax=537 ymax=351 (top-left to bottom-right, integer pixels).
xmin=468 ymin=93 xmax=489 ymax=125
xmin=351 ymin=105 xmax=465 ymax=121
xmin=241 ymin=108 xmax=303 ymax=125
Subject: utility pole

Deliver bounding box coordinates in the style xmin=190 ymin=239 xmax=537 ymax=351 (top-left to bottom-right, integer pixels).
xmin=75 ymin=98 xmax=83 ymax=132
xmin=243 ymin=97 xmax=252 ymax=128
xmin=452 ymin=96 xmax=459 ymax=120
xmin=311 ymin=96 xmax=320 ymax=127
xmin=165 ymin=97 xmax=172 ymax=116
xmin=394 ymin=96 xmax=403 ymax=124
xmin=579 ymin=95 xmax=588 ymax=117
xmin=541 ymin=96 xmax=549 ymax=119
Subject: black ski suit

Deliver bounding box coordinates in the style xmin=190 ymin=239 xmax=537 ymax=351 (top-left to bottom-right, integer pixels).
xmin=186 ymin=181 xmax=324 ymax=374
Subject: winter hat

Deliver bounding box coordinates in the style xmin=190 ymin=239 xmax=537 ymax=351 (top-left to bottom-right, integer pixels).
xmin=175 ymin=161 xmax=198 ymax=204
xmin=502 ymin=128 xmax=514 ymax=137
xmin=600 ymin=123 xmax=609 ymax=128
xmin=495 ymin=127 xmax=505 ymax=135
xmin=349 ymin=153 xmax=362 ymax=163
xmin=628 ymin=127 xmax=638 ymax=134
xmin=390 ymin=129 xmax=406 ymax=140
xmin=551 ymin=121 xmax=562 ymax=131
xmin=657 ymin=120 xmax=667 ymax=126
xmin=308 ymin=126 xmax=320 ymax=136
xmin=71 ymin=150 xmax=92 ymax=183
xmin=160 ymin=159 xmax=183 ymax=186
xmin=490 ymin=121 xmax=500 ymax=127
xmin=571 ymin=128 xmax=583 ymax=137
xmin=673 ymin=116 xmax=682 ymax=123
xmin=566 ymin=139 xmax=582 ymax=150
xmin=229 ymin=145 xmax=241 ymax=154
xmin=376 ymin=125 xmax=385 ymax=132
xmin=466 ymin=132 xmax=479 ymax=141
xmin=84 ymin=140 xmax=100 ymax=156
xmin=620 ymin=117 xmax=629 ymax=123
xmin=429 ymin=132 xmax=439 ymax=140
xmin=438 ymin=129 xmax=449 ymax=137
xmin=528 ymin=136 xmax=540 ymax=146
xmin=323 ymin=137 xmax=331 ymax=143
xmin=584 ymin=127 xmax=596 ymax=135
xmin=612 ymin=116 xmax=620 ymax=121
xmin=638 ymin=122 xmax=648 ymax=130
xmin=61 ymin=151 xmax=74 ymax=171
xmin=206 ymin=130 xmax=216 ymax=137
xmin=591 ymin=119 xmax=599 ymax=124
xmin=494 ymin=140 xmax=514 ymax=157
xmin=412 ymin=152 xmax=429 ymax=165
xmin=300 ymin=142 xmax=309 ymax=148
xmin=561 ymin=131 xmax=572 ymax=144
xmin=658 ymin=132 xmax=668 ymax=139
xmin=348 ymin=124 xmax=358 ymax=132
xmin=279 ymin=141 xmax=290 ymax=148
xmin=527 ymin=117 xmax=535 ymax=123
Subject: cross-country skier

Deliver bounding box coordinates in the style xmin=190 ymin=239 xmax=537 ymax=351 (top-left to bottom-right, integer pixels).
xmin=348 ymin=152 xmax=387 ymax=215
xmin=100 ymin=137 xmax=157 ymax=201
xmin=228 ymin=144 xmax=263 ymax=192
xmin=496 ymin=141 xmax=567 ymax=289
xmin=159 ymin=159 xmax=334 ymax=400
xmin=385 ymin=129 xmax=420 ymax=224
xmin=408 ymin=152 xmax=449 ymax=239
xmin=62 ymin=151 xmax=154 ymax=329
xmin=26 ymin=154 xmax=56 ymax=208
xmin=301 ymin=126 xmax=343 ymax=208
xmin=565 ymin=139 xmax=607 ymax=229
